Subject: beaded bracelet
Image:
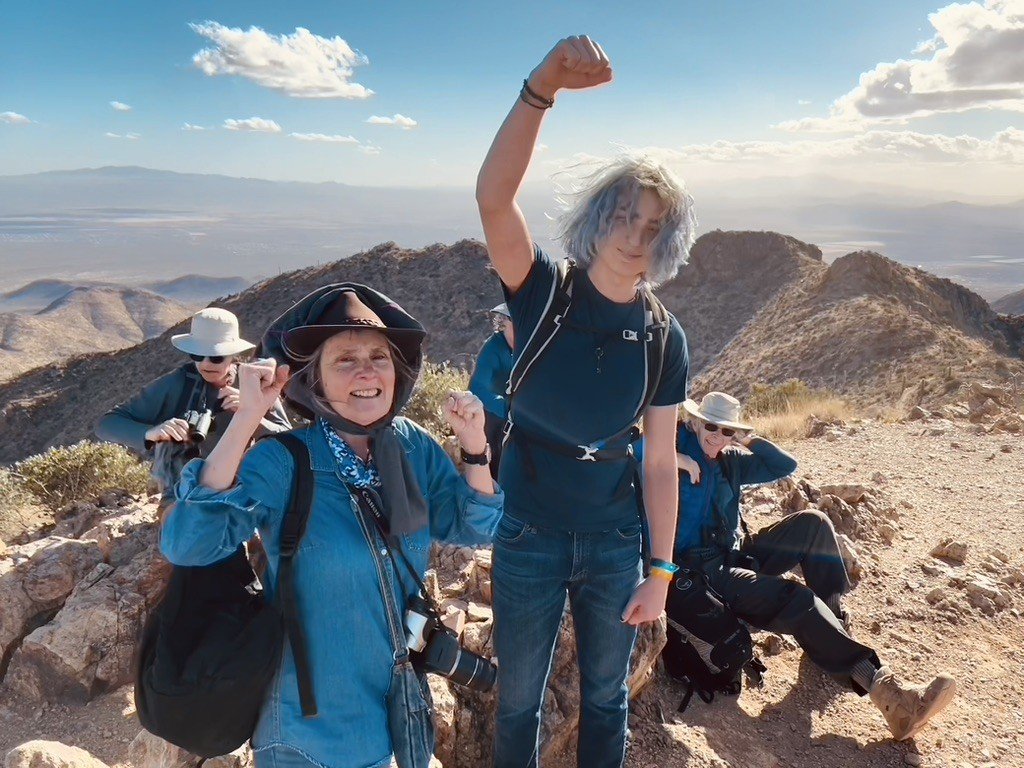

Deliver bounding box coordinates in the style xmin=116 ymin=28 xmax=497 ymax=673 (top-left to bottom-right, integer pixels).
xmin=522 ymin=78 xmax=554 ymax=108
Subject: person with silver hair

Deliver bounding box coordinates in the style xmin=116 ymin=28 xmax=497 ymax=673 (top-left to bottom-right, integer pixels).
xmin=476 ymin=36 xmax=694 ymax=768
xmin=468 ymin=303 xmax=515 ymax=478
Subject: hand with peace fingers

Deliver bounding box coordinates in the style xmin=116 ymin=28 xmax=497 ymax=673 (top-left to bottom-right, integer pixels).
xmin=145 ymin=418 xmax=190 ymax=444
xmin=236 ymin=358 xmax=290 ymax=422
xmin=529 ymin=35 xmax=612 ymax=99
xmin=443 ymin=391 xmax=488 ymax=455
xmin=621 ymin=575 xmax=670 ymax=627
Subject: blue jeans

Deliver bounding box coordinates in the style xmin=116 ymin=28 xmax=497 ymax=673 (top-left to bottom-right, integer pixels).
xmin=491 ymin=513 xmax=643 ymax=768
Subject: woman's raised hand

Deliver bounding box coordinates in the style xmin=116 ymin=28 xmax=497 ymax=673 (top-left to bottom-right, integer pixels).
xmin=237 ymin=358 xmax=290 ymax=420
xmin=443 ymin=391 xmax=487 ymax=454
xmin=529 ymin=35 xmax=612 ymax=97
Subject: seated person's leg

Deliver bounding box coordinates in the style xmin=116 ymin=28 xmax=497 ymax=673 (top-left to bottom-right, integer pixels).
xmin=716 ymin=565 xmax=955 ymax=740
xmin=742 ymin=510 xmax=850 ymax=619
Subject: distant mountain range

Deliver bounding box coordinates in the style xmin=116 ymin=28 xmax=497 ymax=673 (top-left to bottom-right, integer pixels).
xmin=0 ymin=275 xmax=251 ymax=314
xmin=0 ymin=231 xmax=1020 ymax=464
xmin=993 ymin=287 xmax=1024 ymax=315
xmin=0 ymin=166 xmax=1020 ymax=300
xmin=0 ymin=285 xmax=192 ymax=383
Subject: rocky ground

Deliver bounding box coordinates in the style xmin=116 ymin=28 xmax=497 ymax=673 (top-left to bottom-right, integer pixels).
xmin=619 ymin=418 xmax=1023 ymax=768
xmin=1 ymin=418 xmax=1021 ymax=768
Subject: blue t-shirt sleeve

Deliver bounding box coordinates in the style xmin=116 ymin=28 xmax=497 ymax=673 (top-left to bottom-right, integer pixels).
xmin=651 ymin=314 xmax=689 ymax=407
xmin=501 ymin=244 xmax=559 ymax=353
xmin=469 ymin=335 xmax=508 ymax=416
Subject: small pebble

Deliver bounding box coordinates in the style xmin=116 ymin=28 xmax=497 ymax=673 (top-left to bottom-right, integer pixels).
xmin=904 ymin=753 xmax=922 ymax=766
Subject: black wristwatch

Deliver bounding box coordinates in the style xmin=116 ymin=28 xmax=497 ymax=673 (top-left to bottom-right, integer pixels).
xmin=460 ymin=445 xmax=491 ymax=466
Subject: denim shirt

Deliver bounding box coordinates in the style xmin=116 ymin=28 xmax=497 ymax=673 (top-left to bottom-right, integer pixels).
xmin=160 ymin=418 xmax=503 ymax=768
xmin=637 ymin=424 xmax=798 ymax=556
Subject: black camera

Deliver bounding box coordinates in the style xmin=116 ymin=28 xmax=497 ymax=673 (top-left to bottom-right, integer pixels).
xmin=183 ymin=408 xmax=214 ymax=443
xmin=405 ymin=596 xmax=496 ymax=692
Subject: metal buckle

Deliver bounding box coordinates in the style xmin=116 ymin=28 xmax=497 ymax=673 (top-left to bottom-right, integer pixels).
xmin=502 ymin=420 xmax=513 ymax=441
xmin=578 ymin=445 xmax=599 ymax=461
xmin=622 ymin=329 xmax=639 ymax=342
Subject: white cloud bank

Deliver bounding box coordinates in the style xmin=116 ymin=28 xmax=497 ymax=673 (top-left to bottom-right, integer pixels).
xmin=1 ymin=112 xmax=31 ymax=124
xmin=105 ymin=132 xmax=140 ymax=140
xmin=290 ymin=132 xmax=359 ymax=144
xmin=110 ymin=101 xmax=132 ymax=112
xmin=777 ymin=0 xmax=1024 ymax=131
xmin=223 ymin=117 xmax=282 ymax=133
xmin=182 ymin=123 xmax=208 ymax=131
xmin=191 ymin=22 xmax=373 ymax=99
xmin=366 ymin=114 xmax=417 ymax=129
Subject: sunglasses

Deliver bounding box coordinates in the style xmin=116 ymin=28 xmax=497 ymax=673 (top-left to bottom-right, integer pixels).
xmin=188 ymin=354 xmax=226 ymax=364
xmin=701 ymin=421 xmax=738 ymax=438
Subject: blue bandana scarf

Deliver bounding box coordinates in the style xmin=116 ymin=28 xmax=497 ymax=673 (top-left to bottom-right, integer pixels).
xmin=320 ymin=419 xmax=382 ymax=489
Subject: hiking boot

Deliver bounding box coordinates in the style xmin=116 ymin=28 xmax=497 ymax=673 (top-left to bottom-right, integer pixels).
xmin=868 ymin=666 xmax=956 ymax=741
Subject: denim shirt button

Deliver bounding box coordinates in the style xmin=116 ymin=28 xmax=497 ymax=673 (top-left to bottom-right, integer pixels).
xmin=381 ymin=547 xmax=388 ymax=556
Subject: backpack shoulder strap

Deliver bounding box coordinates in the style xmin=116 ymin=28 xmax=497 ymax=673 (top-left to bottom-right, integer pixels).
xmin=506 ymin=258 xmax=576 ymax=399
xmin=172 ymin=364 xmax=203 ymax=417
xmin=262 ymin=431 xmax=317 ymax=717
xmin=636 ymin=287 xmax=670 ymax=420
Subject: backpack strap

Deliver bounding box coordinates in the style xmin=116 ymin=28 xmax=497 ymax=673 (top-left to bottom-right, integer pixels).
xmin=505 ymin=258 xmax=576 ymax=401
xmin=636 ymin=286 xmax=669 ymax=420
xmin=172 ymin=364 xmax=204 ymax=418
xmin=263 ymin=432 xmax=317 ymax=718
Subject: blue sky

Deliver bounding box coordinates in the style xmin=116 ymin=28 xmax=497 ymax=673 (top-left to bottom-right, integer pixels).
xmin=2 ymin=0 xmax=1023 ymax=195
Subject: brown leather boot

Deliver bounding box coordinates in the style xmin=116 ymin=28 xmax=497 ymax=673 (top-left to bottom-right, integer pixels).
xmin=868 ymin=666 xmax=956 ymax=740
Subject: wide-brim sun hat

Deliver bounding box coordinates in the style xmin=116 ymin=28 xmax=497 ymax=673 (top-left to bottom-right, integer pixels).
xmin=170 ymin=308 xmax=255 ymax=357
xmin=682 ymin=391 xmax=754 ymax=432
xmin=281 ymin=288 xmax=425 ymax=367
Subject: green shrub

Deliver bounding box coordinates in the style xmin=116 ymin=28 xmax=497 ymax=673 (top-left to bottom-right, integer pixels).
xmin=403 ymin=362 xmax=470 ymax=440
xmin=745 ymin=380 xmax=817 ymax=416
xmin=0 ymin=466 xmax=43 ymax=540
xmin=15 ymin=441 xmax=151 ymax=509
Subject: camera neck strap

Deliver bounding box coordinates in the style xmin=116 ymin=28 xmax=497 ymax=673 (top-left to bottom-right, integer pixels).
xmin=347 ymin=484 xmax=442 ymax=618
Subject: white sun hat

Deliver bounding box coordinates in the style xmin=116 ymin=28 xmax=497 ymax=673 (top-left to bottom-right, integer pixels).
xmin=488 ymin=303 xmax=511 ymax=318
xmin=682 ymin=391 xmax=754 ymax=432
xmin=170 ymin=308 xmax=255 ymax=357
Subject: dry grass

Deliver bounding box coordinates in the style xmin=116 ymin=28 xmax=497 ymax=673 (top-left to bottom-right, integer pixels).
xmin=403 ymin=360 xmax=470 ymax=440
xmin=745 ymin=380 xmax=854 ymax=440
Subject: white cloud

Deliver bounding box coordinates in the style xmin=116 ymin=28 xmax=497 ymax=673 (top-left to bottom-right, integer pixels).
xmin=777 ymin=0 xmax=1024 ymax=131
xmin=105 ymin=132 xmax=140 ymax=140
xmin=637 ymin=127 xmax=1024 ymax=165
xmin=190 ymin=21 xmax=373 ymax=99
xmin=289 ymin=132 xmax=359 ymax=144
xmin=1 ymin=111 xmax=31 ymax=124
xmin=223 ymin=117 xmax=282 ymax=133
xmin=366 ymin=113 xmax=417 ymax=129
xmin=797 ymin=99 xmax=812 ymax=105
xmin=182 ymin=123 xmax=208 ymax=131
xmin=110 ymin=101 xmax=132 ymax=112
xmin=358 ymin=144 xmax=382 ymax=155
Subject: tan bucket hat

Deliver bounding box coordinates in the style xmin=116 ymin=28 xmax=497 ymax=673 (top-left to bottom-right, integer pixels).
xmin=170 ymin=308 xmax=255 ymax=357
xmin=682 ymin=391 xmax=754 ymax=431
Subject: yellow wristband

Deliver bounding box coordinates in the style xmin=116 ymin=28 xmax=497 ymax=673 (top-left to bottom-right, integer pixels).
xmin=649 ymin=567 xmax=674 ymax=583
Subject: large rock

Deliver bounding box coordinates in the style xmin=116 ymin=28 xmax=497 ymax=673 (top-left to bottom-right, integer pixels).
xmin=127 ymin=730 xmax=252 ymax=768
xmin=4 ymin=741 xmax=108 ymax=768
xmin=0 ymin=537 xmax=104 ymax=674
xmin=79 ymin=505 xmax=159 ymax=567
xmin=3 ymin=547 xmax=170 ymax=701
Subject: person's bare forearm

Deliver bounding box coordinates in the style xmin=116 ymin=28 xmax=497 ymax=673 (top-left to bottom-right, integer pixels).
xmin=475 ymin=85 xmax=550 ymax=212
xmin=199 ymin=410 xmax=263 ymax=491
xmin=643 ymin=461 xmax=679 ymax=562
xmin=463 ymin=463 xmax=497 ymax=496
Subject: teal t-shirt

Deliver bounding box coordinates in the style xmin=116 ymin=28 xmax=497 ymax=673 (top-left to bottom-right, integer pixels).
xmin=499 ymin=246 xmax=689 ymax=531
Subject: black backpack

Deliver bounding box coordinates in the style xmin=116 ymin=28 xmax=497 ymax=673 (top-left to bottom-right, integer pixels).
xmin=662 ymin=568 xmax=765 ymax=712
xmin=135 ymin=432 xmax=317 ymax=758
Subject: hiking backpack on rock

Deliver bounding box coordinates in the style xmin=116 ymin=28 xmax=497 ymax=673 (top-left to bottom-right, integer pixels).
xmin=662 ymin=568 xmax=765 ymax=712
